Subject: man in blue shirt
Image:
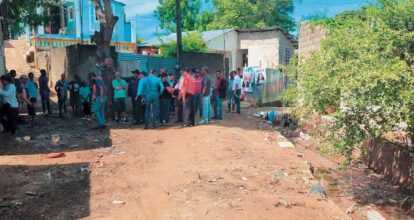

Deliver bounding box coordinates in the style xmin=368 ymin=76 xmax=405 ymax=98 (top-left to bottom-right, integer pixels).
xmin=23 ymin=73 xmax=38 ymax=127
xmin=137 ymin=69 xmax=164 ymax=129
xmin=89 ymin=72 xmax=107 ymax=130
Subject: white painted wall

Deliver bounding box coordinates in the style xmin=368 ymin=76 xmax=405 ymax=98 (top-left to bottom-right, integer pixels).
xmin=205 ymin=29 xmax=295 ymax=70
xmin=206 ymin=30 xmax=239 ymax=71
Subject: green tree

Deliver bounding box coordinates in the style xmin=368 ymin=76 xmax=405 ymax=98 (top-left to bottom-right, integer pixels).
xmin=155 ymin=0 xmax=205 ymax=32
xmin=0 ymin=0 xmax=57 ymax=75
xmin=159 ymin=32 xmax=208 ymax=57
xmin=208 ymin=0 xmax=295 ymax=31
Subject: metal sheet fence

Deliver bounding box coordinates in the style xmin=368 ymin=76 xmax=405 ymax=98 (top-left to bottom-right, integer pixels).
xmin=117 ymin=53 xmax=176 ymax=77
xmin=245 ymin=69 xmax=288 ymax=105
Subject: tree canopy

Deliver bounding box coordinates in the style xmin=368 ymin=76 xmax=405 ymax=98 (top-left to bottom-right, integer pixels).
xmin=155 ymin=0 xmax=296 ymax=32
xmin=159 ymin=32 xmax=208 ymax=57
xmin=1 ymin=0 xmax=57 ymax=40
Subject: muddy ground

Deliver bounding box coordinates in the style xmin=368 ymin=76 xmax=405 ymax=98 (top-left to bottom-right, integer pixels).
xmin=0 ymin=106 xmax=412 ymax=219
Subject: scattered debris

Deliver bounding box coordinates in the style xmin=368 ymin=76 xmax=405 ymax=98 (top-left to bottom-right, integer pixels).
xmin=69 ymin=144 xmax=80 ymax=149
xmin=275 ymin=172 xmax=288 ymax=178
xmin=25 ymin=191 xmax=38 ymax=196
xmin=299 ymin=132 xmax=311 ymax=141
xmin=42 ymin=152 xmax=66 ymax=159
xmin=241 ymin=176 xmax=248 ymax=181
xmin=153 ymin=139 xmax=165 ymax=144
xmin=346 ymin=204 xmax=357 ymax=214
xmin=309 ymin=183 xmax=327 ymax=198
xmin=278 ymin=141 xmax=295 ymax=148
xmin=274 ymin=199 xmax=304 ymax=208
xmin=366 ymin=209 xmax=386 ymax=220
xmin=51 ymin=134 xmax=61 ymax=145
xmin=112 ymin=200 xmax=126 ymax=205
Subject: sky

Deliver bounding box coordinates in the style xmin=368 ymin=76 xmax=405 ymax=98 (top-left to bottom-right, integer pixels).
xmin=118 ymin=0 xmax=373 ymax=40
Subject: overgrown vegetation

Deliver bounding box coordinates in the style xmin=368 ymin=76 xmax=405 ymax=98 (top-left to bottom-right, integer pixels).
xmin=159 ymin=32 xmax=208 ymax=57
xmin=284 ymin=0 xmax=414 ymax=161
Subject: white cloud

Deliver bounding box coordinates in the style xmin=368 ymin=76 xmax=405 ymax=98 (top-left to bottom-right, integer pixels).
xmin=118 ymin=0 xmax=159 ymax=17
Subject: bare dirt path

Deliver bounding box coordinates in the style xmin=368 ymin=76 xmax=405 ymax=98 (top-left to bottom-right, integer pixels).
xmin=0 ymin=110 xmax=349 ymax=219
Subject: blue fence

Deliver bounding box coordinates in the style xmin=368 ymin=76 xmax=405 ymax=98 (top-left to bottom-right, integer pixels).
xmin=117 ymin=53 xmax=177 ymax=76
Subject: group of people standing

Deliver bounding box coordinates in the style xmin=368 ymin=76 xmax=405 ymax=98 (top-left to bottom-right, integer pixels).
xmin=128 ymin=66 xmax=242 ymax=129
xmin=0 ymin=66 xmax=243 ymax=135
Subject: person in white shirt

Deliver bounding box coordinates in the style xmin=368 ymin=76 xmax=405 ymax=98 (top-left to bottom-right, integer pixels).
xmin=0 ymin=75 xmax=19 ymax=135
xmin=174 ymin=71 xmax=185 ymax=123
xmin=232 ymin=70 xmax=242 ymax=115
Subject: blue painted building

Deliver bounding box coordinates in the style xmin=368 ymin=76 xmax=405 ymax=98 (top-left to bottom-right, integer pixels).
xmin=29 ymin=0 xmax=136 ymax=53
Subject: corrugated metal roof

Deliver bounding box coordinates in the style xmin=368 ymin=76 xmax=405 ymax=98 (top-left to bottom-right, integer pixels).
xmin=140 ymin=29 xmax=234 ymax=47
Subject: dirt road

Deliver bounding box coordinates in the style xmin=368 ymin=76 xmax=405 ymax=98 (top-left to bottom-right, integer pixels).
xmin=0 ymin=111 xmax=349 ymax=219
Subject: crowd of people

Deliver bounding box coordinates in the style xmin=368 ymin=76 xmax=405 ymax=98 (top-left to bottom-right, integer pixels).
xmin=0 ymin=66 xmax=244 ymax=135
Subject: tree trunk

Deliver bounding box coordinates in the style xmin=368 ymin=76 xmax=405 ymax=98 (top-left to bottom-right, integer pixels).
xmin=0 ymin=1 xmax=8 ymax=76
xmin=91 ymin=0 xmax=118 ymax=119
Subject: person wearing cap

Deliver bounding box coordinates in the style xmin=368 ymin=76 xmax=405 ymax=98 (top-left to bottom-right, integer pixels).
xmin=137 ymin=69 xmax=164 ymax=129
xmin=89 ymin=72 xmax=107 ymax=130
xmin=55 ymin=74 xmax=69 ymax=118
xmin=0 ymin=75 xmax=19 ymax=135
xmin=112 ymin=71 xmax=128 ymax=123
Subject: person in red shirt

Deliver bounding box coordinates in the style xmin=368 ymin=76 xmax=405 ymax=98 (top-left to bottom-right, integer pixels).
xmin=181 ymin=69 xmax=195 ymax=127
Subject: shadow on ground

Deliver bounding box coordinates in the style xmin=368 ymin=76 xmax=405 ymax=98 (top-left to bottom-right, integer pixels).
xmin=0 ymin=163 xmax=90 ymax=219
xmin=0 ymin=113 xmax=112 ymax=156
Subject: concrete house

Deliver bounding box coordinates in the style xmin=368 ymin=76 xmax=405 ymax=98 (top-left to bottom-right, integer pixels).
xmin=139 ymin=27 xmax=297 ymax=71
xmin=24 ymin=0 xmax=136 ymax=53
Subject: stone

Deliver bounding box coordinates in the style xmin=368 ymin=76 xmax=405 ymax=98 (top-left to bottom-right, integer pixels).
xmin=278 ymin=142 xmax=295 ymax=148
xmin=309 ymin=183 xmax=327 ymax=198
xmin=366 ymin=210 xmax=385 ymax=220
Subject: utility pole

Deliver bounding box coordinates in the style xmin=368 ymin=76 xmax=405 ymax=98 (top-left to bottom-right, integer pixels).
xmin=175 ymin=0 xmax=182 ymax=68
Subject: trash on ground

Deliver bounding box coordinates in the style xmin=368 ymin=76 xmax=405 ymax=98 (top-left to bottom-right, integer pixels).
xmin=366 ymin=209 xmax=386 ymax=220
xmin=112 ymin=200 xmax=126 ymax=205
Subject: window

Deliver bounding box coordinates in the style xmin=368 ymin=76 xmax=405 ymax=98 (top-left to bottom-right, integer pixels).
xmin=95 ymin=8 xmax=99 ymax=21
xmin=68 ymin=7 xmax=74 ymax=21
xmin=285 ymin=48 xmax=291 ymax=65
